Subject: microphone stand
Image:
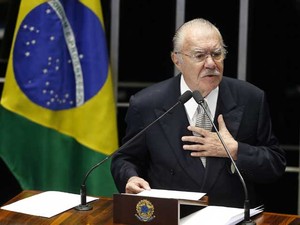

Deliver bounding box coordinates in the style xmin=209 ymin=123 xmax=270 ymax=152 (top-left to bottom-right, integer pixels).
xmin=193 ymin=91 xmax=256 ymax=225
xmin=75 ymin=90 xmax=193 ymax=211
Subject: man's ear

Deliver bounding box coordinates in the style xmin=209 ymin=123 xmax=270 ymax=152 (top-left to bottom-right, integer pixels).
xmin=171 ymin=52 xmax=181 ymax=70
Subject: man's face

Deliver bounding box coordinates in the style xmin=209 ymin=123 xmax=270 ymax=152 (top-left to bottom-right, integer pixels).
xmin=172 ymin=28 xmax=225 ymax=97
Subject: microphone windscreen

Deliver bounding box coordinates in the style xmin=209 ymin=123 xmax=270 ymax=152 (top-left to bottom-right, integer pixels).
xmin=179 ymin=90 xmax=192 ymax=104
xmin=192 ymin=90 xmax=204 ymax=104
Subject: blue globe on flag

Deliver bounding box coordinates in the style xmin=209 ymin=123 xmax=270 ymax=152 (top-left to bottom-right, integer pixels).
xmin=13 ymin=0 xmax=108 ymax=110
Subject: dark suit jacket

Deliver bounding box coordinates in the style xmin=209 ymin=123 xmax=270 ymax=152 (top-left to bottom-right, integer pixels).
xmin=111 ymin=75 xmax=286 ymax=207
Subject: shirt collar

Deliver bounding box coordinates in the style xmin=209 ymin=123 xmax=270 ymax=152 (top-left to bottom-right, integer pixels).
xmin=180 ymin=74 xmax=219 ymax=122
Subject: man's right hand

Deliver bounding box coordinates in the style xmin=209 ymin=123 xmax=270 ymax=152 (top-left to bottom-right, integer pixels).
xmin=125 ymin=176 xmax=151 ymax=194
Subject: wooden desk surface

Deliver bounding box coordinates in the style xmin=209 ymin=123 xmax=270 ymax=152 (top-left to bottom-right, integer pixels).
xmin=0 ymin=190 xmax=299 ymax=225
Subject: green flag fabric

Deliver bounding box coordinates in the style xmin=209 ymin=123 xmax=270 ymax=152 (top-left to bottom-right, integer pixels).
xmin=0 ymin=0 xmax=119 ymax=197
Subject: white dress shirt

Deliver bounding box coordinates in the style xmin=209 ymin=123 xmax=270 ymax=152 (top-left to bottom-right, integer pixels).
xmin=180 ymin=74 xmax=218 ymax=125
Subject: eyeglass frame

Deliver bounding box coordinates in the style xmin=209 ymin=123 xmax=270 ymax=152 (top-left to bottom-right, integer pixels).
xmin=174 ymin=48 xmax=227 ymax=63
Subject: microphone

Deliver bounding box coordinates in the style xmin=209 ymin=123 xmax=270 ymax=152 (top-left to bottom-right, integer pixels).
xmin=192 ymin=90 xmax=256 ymax=225
xmin=75 ymin=90 xmax=193 ymax=211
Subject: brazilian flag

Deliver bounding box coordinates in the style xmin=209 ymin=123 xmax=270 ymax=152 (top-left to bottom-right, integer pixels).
xmin=0 ymin=0 xmax=118 ymax=197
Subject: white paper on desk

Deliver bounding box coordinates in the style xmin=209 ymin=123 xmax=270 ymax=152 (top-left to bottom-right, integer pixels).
xmin=180 ymin=205 xmax=263 ymax=225
xmin=0 ymin=191 xmax=98 ymax=218
xmin=136 ymin=189 xmax=206 ymax=201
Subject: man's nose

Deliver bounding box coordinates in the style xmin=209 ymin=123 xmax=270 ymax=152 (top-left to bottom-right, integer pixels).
xmin=204 ymin=55 xmax=216 ymax=68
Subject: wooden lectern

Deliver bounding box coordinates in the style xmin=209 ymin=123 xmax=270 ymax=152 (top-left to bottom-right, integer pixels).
xmin=113 ymin=194 xmax=208 ymax=225
xmin=1 ymin=191 xmax=300 ymax=225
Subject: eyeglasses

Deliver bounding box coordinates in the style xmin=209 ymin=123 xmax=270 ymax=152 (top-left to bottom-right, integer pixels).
xmin=174 ymin=48 xmax=227 ymax=63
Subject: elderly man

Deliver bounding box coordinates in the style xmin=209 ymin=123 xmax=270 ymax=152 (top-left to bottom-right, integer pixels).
xmin=111 ymin=18 xmax=286 ymax=207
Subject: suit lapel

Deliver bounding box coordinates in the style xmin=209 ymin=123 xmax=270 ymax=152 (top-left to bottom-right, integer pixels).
xmin=216 ymin=78 xmax=245 ymax=139
xmin=201 ymin=78 xmax=245 ymax=192
xmin=156 ymin=103 xmax=206 ymax=188
xmin=153 ymin=74 xmax=206 ymax=188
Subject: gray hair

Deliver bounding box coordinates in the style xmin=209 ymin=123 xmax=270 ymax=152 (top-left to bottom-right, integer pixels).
xmin=172 ymin=18 xmax=226 ymax=52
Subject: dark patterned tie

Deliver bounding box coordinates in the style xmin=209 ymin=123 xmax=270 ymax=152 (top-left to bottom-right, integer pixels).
xmin=194 ymin=100 xmax=212 ymax=167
